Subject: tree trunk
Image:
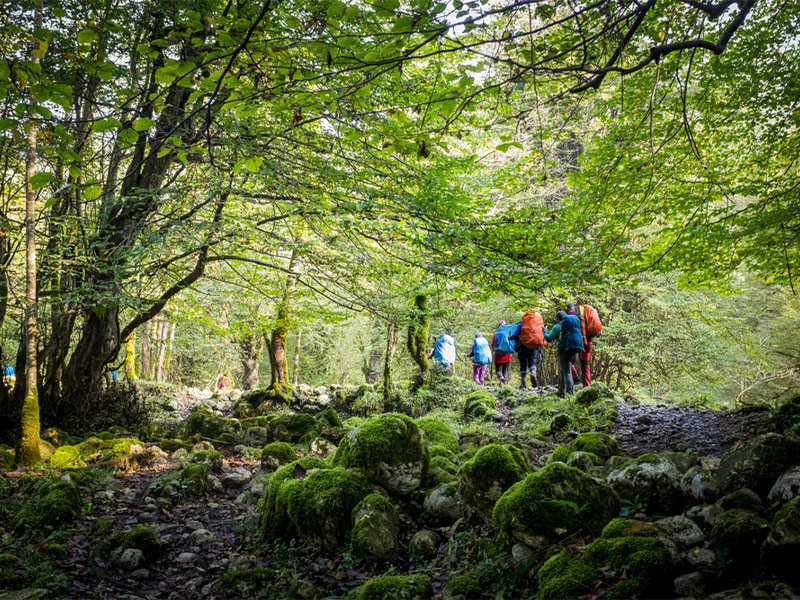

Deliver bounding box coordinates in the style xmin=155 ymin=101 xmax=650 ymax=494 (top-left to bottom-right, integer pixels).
xmin=267 ymin=247 xmax=302 ymax=400
xmin=141 ymin=320 xmax=151 ymax=380
xmin=124 ymin=330 xmax=137 ymax=380
xmin=239 ymin=331 xmax=264 ymax=391
xmin=292 ymin=329 xmax=301 ymax=386
xmin=362 ymin=319 xmax=384 ymax=385
xmin=163 ymin=321 xmax=176 ymax=378
xmin=383 ymin=323 xmax=399 ymax=401
xmin=156 ymin=317 xmax=169 ymax=382
xmin=20 ymin=0 xmax=43 ymax=466
xmin=406 ymin=294 xmax=430 ymax=384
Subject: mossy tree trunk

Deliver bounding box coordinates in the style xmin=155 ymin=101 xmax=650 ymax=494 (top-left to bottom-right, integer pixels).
xmin=383 ymin=323 xmax=399 ymax=401
xmin=239 ymin=331 xmax=264 ymax=391
xmin=292 ymin=328 xmax=301 ymax=386
xmin=406 ymin=294 xmax=430 ymax=383
xmin=268 ymin=246 xmax=302 ymax=400
xmin=20 ymin=0 xmax=43 ymax=466
xmin=124 ymin=330 xmax=137 ymax=380
xmin=141 ymin=321 xmax=151 ymax=380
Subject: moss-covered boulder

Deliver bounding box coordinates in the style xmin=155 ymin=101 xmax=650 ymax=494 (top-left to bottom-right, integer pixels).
xmin=710 ymin=509 xmax=770 ymax=577
xmin=606 ymin=453 xmax=684 ymax=514
xmin=358 ymin=575 xmax=433 ymax=600
xmin=270 ymin=413 xmax=319 ymax=444
xmin=40 ymin=480 xmax=82 ymax=525
xmin=121 ymin=524 xmax=163 ymax=563
xmin=458 ymin=444 xmax=528 ymax=520
xmin=717 ymin=433 xmax=800 ymax=499
xmin=0 ymin=553 xmax=23 ymax=588
xmin=350 ymin=494 xmax=400 ymax=565
xmin=429 ymin=445 xmax=455 ymax=459
xmin=220 ymin=567 xmax=278 ymax=598
xmin=261 ymin=465 xmax=371 ymax=551
xmin=706 ymin=488 xmax=765 ymax=526
xmin=680 ymin=464 xmax=721 ymax=505
xmin=462 ymin=390 xmax=497 ymax=419
xmin=0 ymin=446 xmax=15 ymax=469
xmin=180 ymin=408 xmax=242 ymax=441
xmin=179 ymin=463 xmax=212 ymax=496
xmin=260 ymin=441 xmax=297 ymax=471
xmin=41 ymin=427 xmax=75 ymax=448
xmin=334 ymin=413 xmax=428 ymax=496
xmin=443 ymin=575 xmax=482 ymax=600
xmin=315 ymin=407 xmax=342 ymax=429
xmin=763 ymin=496 xmax=800 ymax=585
xmin=537 ymin=518 xmax=676 ymax=599
xmin=184 ymin=449 xmax=223 ymax=472
xmin=493 ymin=462 xmax=619 ymax=550
xmin=426 ymin=455 xmax=458 ymax=488
xmin=552 ymin=432 xmax=618 ymax=465
xmin=409 ymin=529 xmax=439 ymax=559
xmin=416 ymin=417 xmax=459 ymax=454
xmin=424 ymin=482 xmax=465 ymax=522
xmin=574 ymin=382 xmax=615 ymax=406
xmin=49 ymin=437 xmax=145 ymax=469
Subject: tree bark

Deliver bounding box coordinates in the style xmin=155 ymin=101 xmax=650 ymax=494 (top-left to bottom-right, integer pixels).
xmin=239 ymin=331 xmax=264 ymax=390
xmin=164 ymin=321 xmax=176 ymax=378
xmin=268 ymin=247 xmax=302 ymax=397
xmin=124 ymin=330 xmax=137 ymax=380
xmin=141 ymin=321 xmax=151 ymax=379
xmin=407 ymin=294 xmax=430 ymax=384
xmin=292 ymin=328 xmax=301 ymax=386
xmin=20 ymin=0 xmax=43 ymax=466
xmin=383 ymin=323 xmax=399 ymax=401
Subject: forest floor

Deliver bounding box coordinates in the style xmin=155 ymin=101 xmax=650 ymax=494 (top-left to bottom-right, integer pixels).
xmin=2 ymin=392 xmax=786 ymax=600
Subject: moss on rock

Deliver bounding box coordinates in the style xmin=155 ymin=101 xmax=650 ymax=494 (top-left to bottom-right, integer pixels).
xmin=537 ymin=518 xmax=674 ymax=599
xmin=180 ymin=463 xmax=212 ymax=496
xmin=261 ymin=441 xmax=298 ymax=471
xmin=315 ymin=407 xmax=342 ymax=429
xmin=184 ymin=449 xmax=223 ymax=472
xmin=493 ymin=462 xmax=619 ymax=550
xmin=221 ymin=567 xmax=277 ymax=595
xmin=416 ymin=417 xmax=459 ymax=454
xmin=444 ymin=574 xmax=482 ymax=599
xmin=606 ymin=453 xmax=684 ymax=514
xmin=350 ymin=494 xmax=400 ymax=565
xmin=574 ymin=382 xmax=616 ymax=406
xmin=40 ymin=480 xmax=82 ymax=525
xmin=710 ymin=509 xmax=770 ymax=576
xmin=334 ymin=413 xmax=428 ymax=496
xmin=358 ymin=574 xmax=433 ymax=600
xmin=180 ymin=408 xmax=242 ymax=441
xmin=270 ymin=413 xmax=319 ymax=444
xmin=121 ymin=524 xmax=162 ymax=562
xmin=264 ymin=467 xmax=372 ymax=552
xmin=458 ymin=444 xmax=528 ymax=520
xmin=462 ymin=391 xmax=497 ymax=419
xmin=0 ymin=553 xmax=23 ymax=587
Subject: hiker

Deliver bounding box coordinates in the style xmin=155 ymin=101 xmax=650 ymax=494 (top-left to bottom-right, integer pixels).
xmin=466 ymin=333 xmax=492 ymax=385
xmin=544 ymin=310 xmax=584 ymax=397
xmin=218 ymin=373 xmax=233 ymax=391
xmin=492 ymin=320 xmax=514 ymax=385
xmin=568 ymin=302 xmax=600 ymax=386
xmin=433 ymin=333 xmax=456 ymax=375
xmin=515 ymin=311 xmax=547 ymax=390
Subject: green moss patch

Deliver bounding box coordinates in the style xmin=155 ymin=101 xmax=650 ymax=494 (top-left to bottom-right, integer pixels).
xmin=416 ymin=417 xmax=459 ymax=454
xmin=462 ymin=390 xmax=497 ymax=419
xmin=458 ymin=443 xmax=528 ymax=519
xmin=358 ymin=574 xmax=433 ymax=599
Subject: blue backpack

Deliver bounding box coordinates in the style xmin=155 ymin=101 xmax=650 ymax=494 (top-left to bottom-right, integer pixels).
xmin=472 ymin=337 xmax=492 ymax=365
xmin=560 ymin=314 xmax=584 ymax=352
xmin=434 ymin=334 xmax=456 ymax=367
xmin=493 ymin=324 xmax=517 ymax=355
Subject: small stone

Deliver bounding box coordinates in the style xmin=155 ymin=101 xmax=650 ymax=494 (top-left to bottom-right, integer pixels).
xmin=190 ymin=529 xmax=215 ymax=544
xmin=94 ymin=490 xmax=114 ymax=502
xmin=686 ymin=547 xmax=716 ymax=570
xmin=408 ymin=530 xmax=439 ymax=559
xmin=176 ymin=552 xmax=197 ymax=565
xmin=674 ymin=572 xmax=705 ymax=597
xmin=131 ymin=569 xmax=150 ymax=578
xmin=119 ymin=548 xmax=145 ymax=571
xmin=139 ymin=512 xmax=158 ymax=522
xmin=655 ymin=515 xmax=706 ymax=548
xmin=185 ymin=520 xmax=204 ymax=531
xmin=171 ymin=448 xmax=188 ymax=460
xmin=768 ymin=467 xmax=800 ymax=503
xmin=221 ymin=467 xmax=252 ymax=488
xmin=511 ymin=543 xmax=533 ymax=566
xmin=316 ymin=394 xmax=332 ymax=407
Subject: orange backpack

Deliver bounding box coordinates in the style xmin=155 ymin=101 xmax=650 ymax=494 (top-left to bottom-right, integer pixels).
xmin=519 ymin=312 xmax=547 ymax=349
xmin=580 ymin=305 xmax=603 ymax=337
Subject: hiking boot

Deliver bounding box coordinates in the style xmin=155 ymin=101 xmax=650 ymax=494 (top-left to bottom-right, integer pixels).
xmin=519 ymin=374 xmax=528 ymax=390
xmin=530 ymin=374 xmax=538 ymax=388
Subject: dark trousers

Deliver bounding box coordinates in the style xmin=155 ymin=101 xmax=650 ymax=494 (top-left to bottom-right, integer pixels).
xmin=558 ymin=351 xmax=579 ymax=396
xmin=518 ymin=345 xmax=539 ymax=382
xmin=495 ymin=362 xmax=509 ymax=384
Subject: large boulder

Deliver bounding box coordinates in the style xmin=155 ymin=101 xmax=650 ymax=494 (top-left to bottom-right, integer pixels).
xmin=462 ymin=390 xmax=498 ymax=419
xmin=710 ymin=509 xmax=770 ymax=578
xmin=762 ymin=496 xmax=800 ymax=585
xmin=260 ymin=442 xmax=297 ymax=472
xmin=768 ymin=466 xmax=800 ymax=504
xmin=717 ymin=433 xmax=800 ymax=499
xmin=680 ymin=465 xmax=721 ymax=505
xmin=415 ymin=417 xmax=459 ymax=454
xmin=334 ymin=413 xmax=428 ymax=496
xmin=423 ymin=483 xmax=466 ymax=522
xmin=40 ymin=481 xmax=82 ymax=526
xmin=705 ymin=488 xmax=765 ymax=528
xmin=537 ymin=519 xmax=675 ymax=600
xmin=574 ymin=382 xmax=616 ymax=406
xmin=606 ymin=453 xmax=684 ymax=514
xmin=493 ymin=462 xmax=619 ymax=550
xmin=260 ymin=464 xmax=371 ymax=552
xmin=357 ymin=575 xmax=433 ymax=600
xmin=551 ymin=432 xmax=618 ymax=464
xmin=269 ymin=413 xmax=319 ymax=444
xmin=458 ymin=444 xmax=528 ymax=520
xmin=180 ymin=408 xmax=242 ymax=441
xmin=350 ymin=494 xmax=400 ymax=565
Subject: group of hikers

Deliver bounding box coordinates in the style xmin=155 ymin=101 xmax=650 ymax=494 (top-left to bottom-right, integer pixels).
xmin=432 ymin=303 xmax=602 ymax=398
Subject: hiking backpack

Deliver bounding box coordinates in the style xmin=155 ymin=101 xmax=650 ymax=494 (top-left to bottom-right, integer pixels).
xmin=472 ymin=337 xmax=492 ymax=365
xmin=580 ymin=304 xmax=603 ymax=337
xmin=434 ymin=334 xmax=456 ymax=367
xmin=493 ymin=324 xmax=517 ymax=355
xmin=519 ymin=312 xmax=547 ymax=349
xmin=560 ymin=314 xmax=584 ymax=352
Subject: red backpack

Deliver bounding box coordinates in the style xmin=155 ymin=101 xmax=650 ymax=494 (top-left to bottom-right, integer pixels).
xmin=580 ymin=305 xmax=603 ymax=337
xmin=519 ymin=312 xmax=547 ymax=349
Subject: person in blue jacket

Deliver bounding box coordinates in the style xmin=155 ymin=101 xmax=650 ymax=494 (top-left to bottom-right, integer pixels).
xmin=544 ymin=310 xmax=584 ymax=397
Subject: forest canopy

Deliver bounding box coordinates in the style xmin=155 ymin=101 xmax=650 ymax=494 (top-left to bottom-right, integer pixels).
xmin=0 ymin=0 xmax=797 ymax=435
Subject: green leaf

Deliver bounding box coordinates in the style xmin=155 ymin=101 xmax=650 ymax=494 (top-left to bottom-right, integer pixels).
xmin=77 ymin=29 xmax=98 ymax=44
xmin=132 ymin=118 xmax=157 ymax=131
xmin=243 ymin=156 xmax=263 ymax=173
xmin=30 ymin=172 xmax=57 ymax=190
xmin=68 ymin=165 xmax=82 ymax=178
xmin=83 ymin=185 xmax=102 ymax=200
xmin=0 ymin=118 xmax=17 ymax=130
xmin=44 ymin=196 xmax=60 ymax=209
xmin=118 ymin=128 xmax=139 ymax=145
xmin=93 ymin=117 xmax=122 ymax=133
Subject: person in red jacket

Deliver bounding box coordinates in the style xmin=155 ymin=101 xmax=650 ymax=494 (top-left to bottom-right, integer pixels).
xmin=492 ymin=320 xmax=513 ymax=385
